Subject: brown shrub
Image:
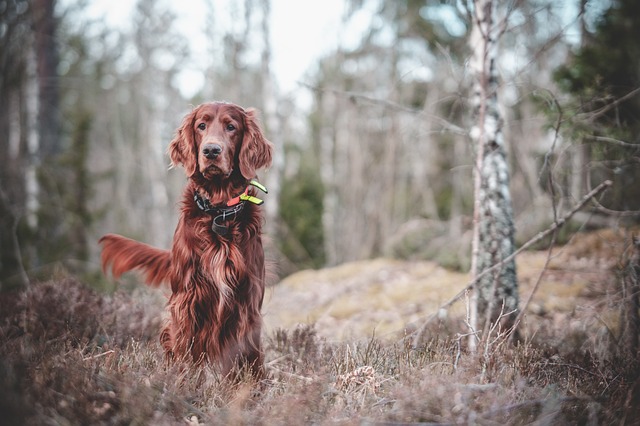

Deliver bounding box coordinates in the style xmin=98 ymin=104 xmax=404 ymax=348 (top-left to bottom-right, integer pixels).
xmin=0 ymin=273 xmax=638 ymax=424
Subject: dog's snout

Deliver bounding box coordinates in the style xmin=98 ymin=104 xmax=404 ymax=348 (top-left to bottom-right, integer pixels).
xmin=202 ymin=144 xmax=222 ymax=159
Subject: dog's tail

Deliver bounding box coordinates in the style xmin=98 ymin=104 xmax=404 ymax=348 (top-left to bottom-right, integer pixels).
xmin=99 ymin=234 xmax=171 ymax=287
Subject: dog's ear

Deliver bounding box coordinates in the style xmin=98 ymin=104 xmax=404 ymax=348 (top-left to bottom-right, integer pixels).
xmin=239 ymin=108 xmax=273 ymax=179
xmin=168 ymin=107 xmax=198 ymax=177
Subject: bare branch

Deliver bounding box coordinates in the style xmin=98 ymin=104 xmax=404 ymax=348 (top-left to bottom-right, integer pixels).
xmin=536 ymin=89 xmax=563 ymax=186
xmin=581 ymin=87 xmax=640 ymax=123
xmin=588 ymin=135 xmax=639 ymax=149
xmin=82 ymin=350 xmax=115 ymax=361
xmin=300 ymin=83 xmax=467 ymax=135
xmin=508 ymin=231 xmax=557 ymax=345
xmin=409 ymin=180 xmax=613 ymax=347
xmin=586 ymin=175 xmax=640 ymax=217
xmin=511 ymin=10 xmax=584 ymax=81
xmin=508 ymin=92 xmax=565 ymax=343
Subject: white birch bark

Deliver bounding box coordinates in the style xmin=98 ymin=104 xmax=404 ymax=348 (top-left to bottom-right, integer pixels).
xmin=25 ymin=48 xmax=39 ymax=229
xmin=469 ymin=0 xmax=519 ymax=343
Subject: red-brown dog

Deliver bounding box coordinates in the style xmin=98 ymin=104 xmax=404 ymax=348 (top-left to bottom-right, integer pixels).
xmin=100 ymin=102 xmax=273 ymax=378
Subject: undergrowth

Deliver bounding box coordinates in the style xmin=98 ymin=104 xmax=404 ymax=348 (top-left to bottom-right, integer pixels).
xmin=1 ymin=277 xmax=639 ymax=425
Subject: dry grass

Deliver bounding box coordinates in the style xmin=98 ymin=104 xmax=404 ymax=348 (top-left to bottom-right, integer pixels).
xmin=2 ymin=231 xmax=640 ymax=424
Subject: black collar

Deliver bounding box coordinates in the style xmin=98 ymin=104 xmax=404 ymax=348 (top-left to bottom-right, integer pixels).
xmin=194 ymin=191 xmax=245 ymax=238
xmin=193 ymin=180 xmax=267 ymax=238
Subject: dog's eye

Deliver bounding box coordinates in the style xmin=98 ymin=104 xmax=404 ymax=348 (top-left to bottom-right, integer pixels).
xmin=197 ymin=123 xmax=206 ymax=131
xmin=226 ymin=124 xmax=236 ymax=132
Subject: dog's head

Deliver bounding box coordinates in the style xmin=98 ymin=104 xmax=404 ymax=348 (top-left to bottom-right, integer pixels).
xmin=168 ymin=102 xmax=273 ymax=180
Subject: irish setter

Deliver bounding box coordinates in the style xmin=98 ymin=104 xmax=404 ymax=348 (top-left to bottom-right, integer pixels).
xmin=100 ymin=102 xmax=273 ymax=378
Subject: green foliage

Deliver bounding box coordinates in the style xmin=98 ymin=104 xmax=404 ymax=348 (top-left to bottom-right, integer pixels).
xmin=552 ymin=0 xmax=640 ymax=212
xmin=278 ymin=157 xmax=326 ymax=269
xmin=554 ymin=0 xmax=640 ymax=128
xmin=17 ymin=85 xmax=96 ymax=280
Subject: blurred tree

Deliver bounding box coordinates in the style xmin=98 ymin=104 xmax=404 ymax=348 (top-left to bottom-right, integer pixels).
xmin=467 ymin=0 xmax=518 ymax=342
xmin=63 ymin=112 xmax=92 ymax=267
xmin=0 ymin=0 xmax=31 ymax=290
xmin=258 ymin=0 xmax=283 ymax=238
xmin=1 ymin=0 xmax=110 ymax=284
xmin=0 ymin=0 xmax=82 ymax=287
xmin=279 ymin=153 xmax=326 ymax=270
xmin=125 ymin=0 xmax=187 ymax=248
xmin=202 ymin=0 xmax=265 ymax=106
xmin=308 ymin=0 xmax=581 ymax=274
xmin=0 ymin=189 xmax=29 ymax=290
xmin=90 ymin=0 xmax=189 ymax=250
xmin=553 ymin=0 xmax=640 ymax=215
xmin=54 ymin=3 xmax=127 ymax=276
xmin=33 ymin=0 xmax=61 ymax=157
xmin=198 ymin=0 xmax=287 ymax=266
xmin=311 ymin=0 xmax=470 ymax=265
xmin=30 ymin=0 xmax=70 ymax=272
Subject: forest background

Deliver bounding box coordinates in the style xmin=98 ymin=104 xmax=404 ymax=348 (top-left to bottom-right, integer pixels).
xmin=2 ymin=0 xmax=640 ymax=423
xmin=2 ymin=0 xmax=638 ymax=283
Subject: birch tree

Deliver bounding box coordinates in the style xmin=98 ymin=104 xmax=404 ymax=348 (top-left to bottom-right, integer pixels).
xmin=0 ymin=0 xmax=31 ymax=290
xmin=468 ymin=0 xmax=519 ymax=340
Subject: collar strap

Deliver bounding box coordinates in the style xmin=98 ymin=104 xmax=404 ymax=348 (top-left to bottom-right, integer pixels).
xmin=193 ymin=180 xmax=268 ymax=237
xmin=194 ymin=191 xmax=245 ymax=237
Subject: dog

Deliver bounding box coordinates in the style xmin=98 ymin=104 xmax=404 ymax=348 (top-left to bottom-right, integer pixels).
xmin=100 ymin=102 xmax=273 ymax=378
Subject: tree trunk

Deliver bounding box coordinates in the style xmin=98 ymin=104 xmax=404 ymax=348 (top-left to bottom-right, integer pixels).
xmin=0 ymin=1 xmax=30 ymax=289
xmin=259 ymin=0 xmax=282 ymax=237
xmin=32 ymin=0 xmax=64 ymax=268
xmin=469 ymin=0 xmax=519 ymax=345
xmin=33 ymin=0 xmax=60 ymax=157
xmin=319 ymin=91 xmax=340 ymax=266
xmin=68 ymin=113 xmax=92 ymax=265
xmin=0 ymin=188 xmax=29 ymax=291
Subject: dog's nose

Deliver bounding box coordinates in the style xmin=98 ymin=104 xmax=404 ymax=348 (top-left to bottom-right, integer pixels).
xmin=202 ymin=144 xmax=222 ymax=159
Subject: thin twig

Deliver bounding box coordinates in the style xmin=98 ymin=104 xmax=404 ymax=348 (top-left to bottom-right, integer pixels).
xmin=537 ymin=89 xmax=563 ymax=185
xmin=463 ymin=289 xmax=480 ymax=345
xmin=589 ymin=135 xmax=640 ymax=149
xmin=300 ymin=83 xmax=466 ymax=135
xmin=510 ymin=108 xmax=563 ymax=342
xmin=581 ymin=87 xmax=640 ymax=123
xmin=585 ymin=172 xmax=640 ymax=217
xmin=509 ymin=230 xmax=557 ymax=345
xmin=82 ymin=350 xmax=115 ymax=361
xmin=410 ymin=180 xmax=612 ymax=347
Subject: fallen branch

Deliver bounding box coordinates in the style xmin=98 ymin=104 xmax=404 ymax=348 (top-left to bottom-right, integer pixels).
xmin=410 ymin=180 xmax=612 ymax=347
xmin=82 ymin=350 xmax=115 ymax=361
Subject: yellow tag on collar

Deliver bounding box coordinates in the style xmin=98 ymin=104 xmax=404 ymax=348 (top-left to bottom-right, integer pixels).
xmin=249 ymin=179 xmax=268 ymax=194
xmin=240 ymin=193 xmax=264 ymax=205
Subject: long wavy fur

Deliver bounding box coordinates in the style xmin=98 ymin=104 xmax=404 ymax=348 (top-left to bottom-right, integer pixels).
xmin=100 ymin=102 xmax=273 ymax=379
